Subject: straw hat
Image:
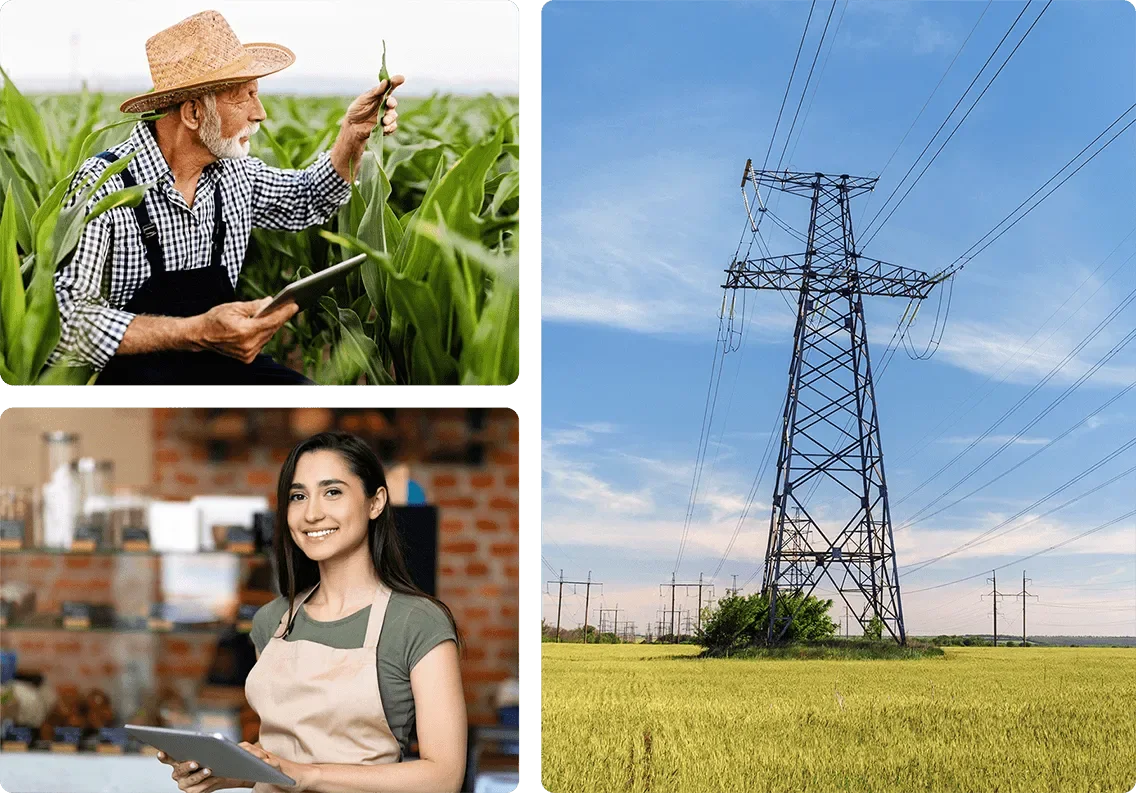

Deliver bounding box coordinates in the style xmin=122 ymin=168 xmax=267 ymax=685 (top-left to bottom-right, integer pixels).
xmin=119 ymin=10 xmax=295 ymax=114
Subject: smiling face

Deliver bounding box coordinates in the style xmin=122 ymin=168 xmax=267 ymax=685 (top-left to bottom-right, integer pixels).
xmin=286 ymin=449 xmax=386 ymax=562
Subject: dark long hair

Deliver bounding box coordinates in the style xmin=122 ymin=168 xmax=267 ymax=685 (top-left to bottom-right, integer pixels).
xmin=274 ymin=431 xmax=459 ymax=645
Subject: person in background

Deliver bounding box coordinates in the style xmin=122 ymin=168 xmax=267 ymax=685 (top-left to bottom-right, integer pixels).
xmin=158 ymin=432 xmax=466 ymax=792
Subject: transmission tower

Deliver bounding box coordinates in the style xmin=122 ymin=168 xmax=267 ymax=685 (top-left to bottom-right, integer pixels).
xmin=545 ymin=571 xmax=602 ymax=644
xmin=727 ymin=164 xmax=939 ymax=645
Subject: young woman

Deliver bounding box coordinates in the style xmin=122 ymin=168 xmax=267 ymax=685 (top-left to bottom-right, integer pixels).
xmin=159 ymin=431 xmax=467 ymax=792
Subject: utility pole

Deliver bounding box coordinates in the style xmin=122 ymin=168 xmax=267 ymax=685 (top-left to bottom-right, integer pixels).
xmin=729 ymin=166 xmax=936 ymax=645
xmin=548 ymin=570 xmax=564 ymax=643
xmin=982 ymin=570 xmax=1007 ymax=646
xmin=546 ymin=571 xmax=603 ymax=643
xmin=660 ymin=573 xmax=715 ymax=643
xmin=1010 ymin=571 xmax=1038 ymax=646
xmin=731 ymin=574 xmax=739 ymax=596
xmin=845 ymin=605 xmax=850 ymax=639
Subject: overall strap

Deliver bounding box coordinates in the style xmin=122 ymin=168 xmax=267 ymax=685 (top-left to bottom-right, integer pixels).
xmin=94 ymin=150 xmax=165 ymax=275
xmin=210 ymin=180 xmax=227 ymax=269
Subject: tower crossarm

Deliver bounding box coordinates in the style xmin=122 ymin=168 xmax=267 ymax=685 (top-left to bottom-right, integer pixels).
xmin=723 ymin=253 xmax=939 ymax=299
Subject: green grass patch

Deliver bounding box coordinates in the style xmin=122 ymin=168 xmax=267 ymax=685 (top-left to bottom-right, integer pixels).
xmin=700 ymin=638 xmax=945 ymax=660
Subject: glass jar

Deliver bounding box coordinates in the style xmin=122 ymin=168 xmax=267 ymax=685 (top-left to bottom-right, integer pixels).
xmin=43 ymin=431 xmax=79 ymax=482
xmin=74 ymin=459 xmax=115 ymax=548
xmin=42 ymin=432 xmax=79 ymax=548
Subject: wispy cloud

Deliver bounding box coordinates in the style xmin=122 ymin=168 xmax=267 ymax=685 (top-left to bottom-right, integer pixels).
xmin=542 ymin=150 xmax=798 ymax=337
xmin=840 ymin=6 xmax=960 ymax=57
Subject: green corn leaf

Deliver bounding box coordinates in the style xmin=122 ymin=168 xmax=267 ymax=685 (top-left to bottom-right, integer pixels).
xmin=395 ymin=127 xmax=504 ymax=281
xmin=320 ymin=230 xmax=456 ymax=383
xmin=0 ymin=352 xmax=16 ymax=385
xmin=487 ymin=170 xmax=520 ymax=217
xmin=10 ymin=135 xmax=51 ymax=200
xmin=0 ymin=146 xmax=36 ymax=252
xmin=35 ymin=363 xmax=94 ymax=385
xmin=259 ymin=123 xmax=297 ymax=169
xmin=86 ymin=182 xmax=150 ymax=223
xmin=1 ymin=64 xmax=54 ymax=170
xmin=379 ymin=40 xmax=390 ymax=85
xmin=337 ymin=306 xmax=394 ymax=385
xmin=0 ymin=184 xmax=26 ymax=370
xmin=48 ymin=180 xmax=151 ymax=273
xmin=62 ymin=114 xmax=101 ymax=175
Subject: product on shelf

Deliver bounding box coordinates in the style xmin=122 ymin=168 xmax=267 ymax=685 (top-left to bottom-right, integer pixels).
xmin=0 ymin=488 xmax=33 ymax=550
xmin=0 ymin=583 xmax=36 ymax=628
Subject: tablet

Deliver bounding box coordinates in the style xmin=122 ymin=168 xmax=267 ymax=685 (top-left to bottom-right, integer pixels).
xmin=256 ymin=252 xmax=369 ymax=317
xmin=124 ymin=724 xmax=296 ymax=786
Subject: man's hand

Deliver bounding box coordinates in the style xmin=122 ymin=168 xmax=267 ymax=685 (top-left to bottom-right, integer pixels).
xmin=344 ymin=76 xmax=405 ymax=142
xmin=157 ymin=750 xmax=252 ymax=793
xmin=191 ymin=298 xmax=299 ymax=364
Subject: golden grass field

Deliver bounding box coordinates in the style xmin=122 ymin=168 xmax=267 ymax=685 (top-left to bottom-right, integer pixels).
xmin=542 ymin=643 xmax=1136 ymax=793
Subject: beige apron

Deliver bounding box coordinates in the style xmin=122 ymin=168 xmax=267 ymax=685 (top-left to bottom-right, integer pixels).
xmin=244 ymin=584 xmax=402 ymax=792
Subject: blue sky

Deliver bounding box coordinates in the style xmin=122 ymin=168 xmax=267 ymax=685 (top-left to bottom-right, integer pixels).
xmin=542 ymin=0 xmax=1136 ymax=638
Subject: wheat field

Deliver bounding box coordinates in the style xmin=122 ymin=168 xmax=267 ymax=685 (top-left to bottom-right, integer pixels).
xmin=542 ymin=643 xmax=1136 ymax=793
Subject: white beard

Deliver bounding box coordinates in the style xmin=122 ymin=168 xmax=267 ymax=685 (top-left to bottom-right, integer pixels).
xmin=199 ymin=94 xmax=258 ymax=160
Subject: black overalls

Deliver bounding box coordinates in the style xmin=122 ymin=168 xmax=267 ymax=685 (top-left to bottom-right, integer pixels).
xmin=93 ymin=151 xmax=310 ymax=385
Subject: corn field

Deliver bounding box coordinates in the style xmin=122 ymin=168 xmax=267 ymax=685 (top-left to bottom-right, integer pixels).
xmin=542 ymin=643 xmax=1136 ymax=793
xmin=0 ymin=70 xmax=518 ymax=384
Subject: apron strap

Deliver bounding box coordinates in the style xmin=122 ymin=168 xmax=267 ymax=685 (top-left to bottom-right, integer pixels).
xmin=210 ymin=179 xmax=227 ymax=269
xmin=363 ymin=586 xmax=393 ymax=649
xmin=273 ymin=586 xmax=320 ymax=639
xmin=94 ymin=150 xmax=165 ymax=275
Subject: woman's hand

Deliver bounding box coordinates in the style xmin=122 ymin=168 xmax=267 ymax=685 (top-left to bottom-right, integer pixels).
xmin=157 ymin=750 xmax=252 ymax=792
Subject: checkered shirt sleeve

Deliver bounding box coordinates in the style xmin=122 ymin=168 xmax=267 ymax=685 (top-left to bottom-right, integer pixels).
xmin=242 ymin=151 xmax=352 ymax=231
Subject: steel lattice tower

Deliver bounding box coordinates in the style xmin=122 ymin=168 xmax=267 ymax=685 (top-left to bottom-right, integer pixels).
xmin=724 ymin=164 xmax=939 ymax=644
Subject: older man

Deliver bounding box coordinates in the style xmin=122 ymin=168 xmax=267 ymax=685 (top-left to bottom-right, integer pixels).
xmin=53 ymin=10 xmax=403 ymax=384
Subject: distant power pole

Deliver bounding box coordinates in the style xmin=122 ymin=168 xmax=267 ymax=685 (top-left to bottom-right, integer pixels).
xmin=845 ymin=605 xmax=850 ymax=638
xmin=596 ymin=605 xmax=621 ymax=637
xmin=658 ymin=607 xmax=681 ymax=641
xmin=1010 ymin=571 xmax=1039 ymax=645
xmin=660 ymin=573 xmax=715 ymax=643
xmin=546 ymin=570 xmax=603 ymax=643
xmin=982 ymin=570 xmax=1007 ymax=646
xmin=731 ymin=574 xmax=739 ymax=596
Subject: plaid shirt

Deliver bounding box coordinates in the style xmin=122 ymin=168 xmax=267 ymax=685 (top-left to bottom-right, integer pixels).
xmin=53 ymin=121 xmax=352 ymax=369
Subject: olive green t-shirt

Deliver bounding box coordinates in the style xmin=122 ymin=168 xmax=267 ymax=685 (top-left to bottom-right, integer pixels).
xmin=249 ymin=590 xmax=457 ymax=756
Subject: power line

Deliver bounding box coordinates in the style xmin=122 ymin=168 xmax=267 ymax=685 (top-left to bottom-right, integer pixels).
xmin=771 ymin=0 xmax=840 ymax=175
xmin=857 ymin=0 xmax=994 ymax=228
xmin=898 ymin=320 xmax=1136 ymax=530
xmin=902 ymin=446 xmax=1136 ymax=574
xmin=907 ymin=506 xmax=1136 ymax=594
xmin=860 ymin=0 xmax=1044 ymax=243
xmin=899 ymin=384 xmax=1136 ymax=538
xmin=893 ymin=228 xmax=1136 ymax=466
xmin=892 ymin=279 xmax=1136 ymax=513
xmin=937 ymin=102 xmax=1136 ymax=278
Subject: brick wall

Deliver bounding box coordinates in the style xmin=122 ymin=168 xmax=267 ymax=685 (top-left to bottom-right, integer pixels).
xmin=1 ymin=408 xmax=519 ymax=727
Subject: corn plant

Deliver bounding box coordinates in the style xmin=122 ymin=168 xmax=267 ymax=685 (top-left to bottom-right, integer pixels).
xmin=0 ymin=68 xmax=149 ymax=384
xmin=0 ymin=67 xmax=519 ymax=385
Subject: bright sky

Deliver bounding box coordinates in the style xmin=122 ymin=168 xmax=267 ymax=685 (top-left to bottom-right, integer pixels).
xmin=0 ymin=0 xmax=518 ymax=95
xmin=543 ymin=0 xmax=1136 ymax=640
